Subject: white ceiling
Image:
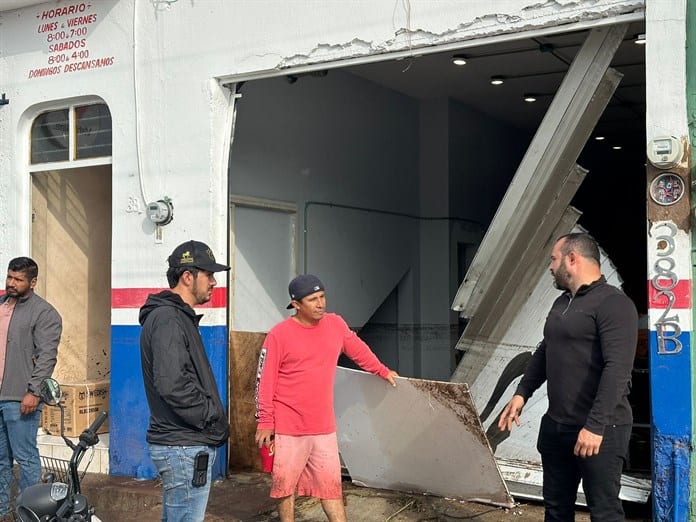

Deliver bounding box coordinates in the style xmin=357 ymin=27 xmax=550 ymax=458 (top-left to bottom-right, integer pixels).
xmin=344 ymin=21 xmax=646 ymax=147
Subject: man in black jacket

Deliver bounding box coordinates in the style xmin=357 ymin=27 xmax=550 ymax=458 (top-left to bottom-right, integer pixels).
xmin=498 ymin=233 xmax=637 ymax=522
xmin=140 ymin=240 xmax=230 ymax=522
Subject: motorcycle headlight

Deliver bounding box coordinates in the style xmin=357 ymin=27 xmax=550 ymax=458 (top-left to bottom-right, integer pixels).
xmin=50 ymin=482 xmax=69 ymax=502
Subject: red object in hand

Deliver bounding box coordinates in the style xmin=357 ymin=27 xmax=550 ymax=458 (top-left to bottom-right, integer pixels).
xmin=259 ymin=442 xmax=274 ymax=473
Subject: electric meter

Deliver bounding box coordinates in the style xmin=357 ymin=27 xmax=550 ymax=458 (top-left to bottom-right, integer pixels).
xmin=647 ymin=136 xmax=682 ymax=169
xmin=147 ymin=198 xmax=174 ymax=225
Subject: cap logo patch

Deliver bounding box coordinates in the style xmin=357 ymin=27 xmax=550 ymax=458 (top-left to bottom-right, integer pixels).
xmin=179 ymin=251 xmax=194 ymax=264
xmin=313 ymin=286 xmax=320 ymax=291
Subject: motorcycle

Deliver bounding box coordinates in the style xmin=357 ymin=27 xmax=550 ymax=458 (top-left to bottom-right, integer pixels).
xmin=15 ymin=378 xmax=108 ymax=522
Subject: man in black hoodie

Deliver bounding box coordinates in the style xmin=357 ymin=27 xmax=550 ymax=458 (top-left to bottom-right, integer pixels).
xmin=140 ymin=240 xmax=230 ymax=522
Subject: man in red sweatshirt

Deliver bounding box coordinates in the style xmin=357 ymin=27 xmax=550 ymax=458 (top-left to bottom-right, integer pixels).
xmin=255 ymin=274 xmax=398 ymax=522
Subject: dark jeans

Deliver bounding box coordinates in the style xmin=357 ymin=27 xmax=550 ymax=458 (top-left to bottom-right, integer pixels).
xmin=537 ymin=414 xmax=631 ymax=522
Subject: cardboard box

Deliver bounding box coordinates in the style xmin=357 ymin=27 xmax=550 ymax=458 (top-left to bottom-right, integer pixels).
xmin=41 ymin=381 xmax=109 ymax=437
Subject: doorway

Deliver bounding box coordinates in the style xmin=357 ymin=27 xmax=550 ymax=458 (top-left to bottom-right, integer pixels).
xmin=31 ymin=166 xmax=112 ymax=382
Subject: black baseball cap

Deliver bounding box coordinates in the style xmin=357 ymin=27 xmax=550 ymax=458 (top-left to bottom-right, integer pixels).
xmin=168 ymin=240 xmax=230 ymax=273
xmin=286 ymin=274 xmax=325 ymax=309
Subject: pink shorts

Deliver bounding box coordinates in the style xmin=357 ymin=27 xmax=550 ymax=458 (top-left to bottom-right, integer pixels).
xmin=270 ymin=432 xmax=342 ymax=499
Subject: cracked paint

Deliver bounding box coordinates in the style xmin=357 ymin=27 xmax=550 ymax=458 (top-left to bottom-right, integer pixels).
xmin=277 ymin=1 xmax=643 ymax=69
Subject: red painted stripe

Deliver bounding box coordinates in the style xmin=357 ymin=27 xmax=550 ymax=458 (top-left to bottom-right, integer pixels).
xmin=648 ymin=279 xmax=691 ymax=309
xmin=111 ymin=288 xmax=227 ymax=308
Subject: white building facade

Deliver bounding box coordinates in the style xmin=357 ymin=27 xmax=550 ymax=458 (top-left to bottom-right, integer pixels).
xmin=1 ymin=0 xmax=691 ymax=518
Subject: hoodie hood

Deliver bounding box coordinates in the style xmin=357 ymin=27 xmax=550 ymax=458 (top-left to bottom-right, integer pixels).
xmin=139 ymin=290 xmax=197 ymax=326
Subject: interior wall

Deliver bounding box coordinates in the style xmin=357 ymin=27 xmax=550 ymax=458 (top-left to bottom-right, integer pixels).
xmin=230 ymin=71 xmax=420 ymax=328
xmin=448 ymin=100 xmax=532 ymax=226
xmin=229 ymin=70 xmax=537 ymax=379
xmin=31 ymin=166 xmax=112 ymax=383
xmin=447 ymin=99 xmax=532 ymax=373
xmin=416 ymin=98 xmax=453 ymax=378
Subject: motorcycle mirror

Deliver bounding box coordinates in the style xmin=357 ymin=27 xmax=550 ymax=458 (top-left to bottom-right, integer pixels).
xmin=39 ymin=378 xmax=61 ymax=406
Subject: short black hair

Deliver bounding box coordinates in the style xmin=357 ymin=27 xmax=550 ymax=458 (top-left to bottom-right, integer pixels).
xmin=8 ymin=257 xmax=39 ymax=280
xmin=558 ymin=233 xmax=600 ymax=265
xmin=166 ymin=266 xmax=199 ymax=288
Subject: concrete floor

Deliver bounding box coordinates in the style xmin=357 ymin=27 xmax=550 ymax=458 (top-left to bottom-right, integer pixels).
xmin=81 ymin=471 xmax=652 ymax=521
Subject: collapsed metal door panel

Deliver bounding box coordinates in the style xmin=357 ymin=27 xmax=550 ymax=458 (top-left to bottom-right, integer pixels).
xmin=448 ymin=24 xmax=651 ymax=502
xmin=451 ymin=24 xmax=627 ymax=327
xmin=335 ymin=367 xmax=514 ymax=508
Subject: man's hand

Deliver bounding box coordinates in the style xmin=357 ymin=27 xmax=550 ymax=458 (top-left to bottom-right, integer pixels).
xmin=255 ymin=428 xmax=274 ymax=448
xmin=20 ymin=393 xmax=40 ymax=415
xmin=574 ymin=428 xmax=603 ymax=458
xmin=384 ymin=370 xmax=399 ymax=387
xmin=497 ymin=395 xmax=525 ymax=432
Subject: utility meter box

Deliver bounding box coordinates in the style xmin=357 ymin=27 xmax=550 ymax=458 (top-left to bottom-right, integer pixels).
xmin=647 ymin=136 xmax=682 ymax=169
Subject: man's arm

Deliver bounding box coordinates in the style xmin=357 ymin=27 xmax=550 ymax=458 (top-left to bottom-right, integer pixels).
xmin=583 ymin=293 xmax=638 ymax=436
xmin=255 ymin=336 xmax=280 ymax=445
xmin=29 ymin=306 xmax=62 ymax=391
xmin=573 ymin=293 xmax=637 ymax=458
xmin=150 ymin=315 xmax=212 ymax=429
xmin=26 ymin=305 xmax=62 ymax=415
xmin=498 ymin=340 xmax=547 ymax=432
xmin=341 ymin=321 xmax=397 ymax=385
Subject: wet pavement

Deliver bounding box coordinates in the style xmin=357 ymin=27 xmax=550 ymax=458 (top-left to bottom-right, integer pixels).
xmin=81 ymin=471 xmax=652 ymax=521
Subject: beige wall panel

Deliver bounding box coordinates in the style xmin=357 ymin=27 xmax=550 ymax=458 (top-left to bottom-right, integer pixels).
xmin=32 ymin=166 xmax=111 ymax=383
xmin=229 ymin=330 xmax=266 ymax=472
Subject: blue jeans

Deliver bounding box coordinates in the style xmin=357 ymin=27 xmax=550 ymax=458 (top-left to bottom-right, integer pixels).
xmin=148 ymin=444 xmax=216 ymax=522
xmin=0 ymin=401 xmax=42 ymax=515
xmin=537 ymin=414 xmax=631 ymax=522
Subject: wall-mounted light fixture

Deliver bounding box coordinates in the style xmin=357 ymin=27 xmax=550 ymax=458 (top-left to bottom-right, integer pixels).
xmin=634 ymin=33 xmax=646 ymax=45
xmin=451 ymin=54 xmax=468 ymax=66
xmin=594 ymin=136 xmax=605 ymax=141
xmin=490 ymin=76 xmax=504 ymax=85
xmin=523 ymin=94 xmax=537 ymax=103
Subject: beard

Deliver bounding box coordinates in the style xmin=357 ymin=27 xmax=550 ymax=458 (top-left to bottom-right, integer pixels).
xmin=552 ymin=263 xmax=570 ymax=291
xmin=191 ymin=278 xmax=212 ymax=305
xmin=5 ymin=286 xmax=27 ymax=298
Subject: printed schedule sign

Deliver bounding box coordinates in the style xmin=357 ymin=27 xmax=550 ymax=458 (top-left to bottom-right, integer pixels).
xmin=29 ymin=2 xmax=115 ymax=79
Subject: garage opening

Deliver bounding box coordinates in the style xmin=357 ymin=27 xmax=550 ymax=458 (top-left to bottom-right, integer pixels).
xmin=226 ymin=20 xmax=649 ymax=507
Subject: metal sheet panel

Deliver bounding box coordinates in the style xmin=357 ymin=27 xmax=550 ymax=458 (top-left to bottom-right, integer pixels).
xmin=451 ymin=206 xmax=583 ymax=385
xmin=496 ymin=459 xmax=651 ymax=504
xmin=335 ymin=367 xmax=514 ymax=508
xmin=452 ymin=25 xmax=627 ymax=317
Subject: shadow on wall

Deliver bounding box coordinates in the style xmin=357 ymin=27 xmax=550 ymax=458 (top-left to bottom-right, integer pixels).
xmin=479 ymin=351 xmax=533 ymax=452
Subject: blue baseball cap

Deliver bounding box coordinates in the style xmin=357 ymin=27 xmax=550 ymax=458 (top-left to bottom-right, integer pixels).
xmin=286 ymin=274 xmax=325 ymax=309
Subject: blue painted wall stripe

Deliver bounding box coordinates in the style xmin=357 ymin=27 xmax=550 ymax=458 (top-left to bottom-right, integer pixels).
xmin=649 ymin=330 xmax=691 ymax=520
xmin=109 ymin=324 xmax=228 ymax=480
